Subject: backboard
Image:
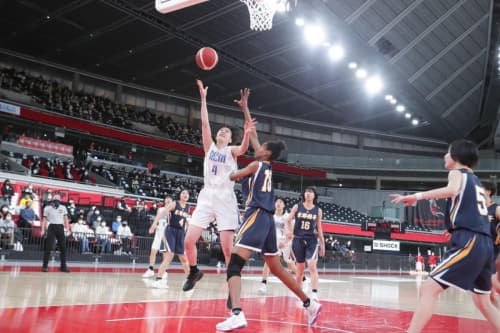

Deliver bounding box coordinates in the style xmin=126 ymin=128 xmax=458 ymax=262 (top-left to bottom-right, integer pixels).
xmin=155 ymin=0 xmax=208 ymax=14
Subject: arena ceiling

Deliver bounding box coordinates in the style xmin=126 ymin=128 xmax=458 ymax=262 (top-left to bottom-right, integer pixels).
xmin=1 ymin=0 xmax=499 ymax=145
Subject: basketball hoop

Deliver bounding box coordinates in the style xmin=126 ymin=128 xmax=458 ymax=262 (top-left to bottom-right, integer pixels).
xmin=240 ymin=0 xmax=278 ymax=31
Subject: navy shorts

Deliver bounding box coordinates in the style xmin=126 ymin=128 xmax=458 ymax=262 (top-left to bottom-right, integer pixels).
xmin=431 ymin=229 xmax=494 ymax=293
xmin=235 ymin=207 xmax=279 ymax=255
xmin=292 ymin=237 xmax=318 ymax=263
xmin=160 ymin=226 xmax=185 ymax=255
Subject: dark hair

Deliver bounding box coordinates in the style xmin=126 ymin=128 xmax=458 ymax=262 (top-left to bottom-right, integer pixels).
xmin=274 ymin=196 xmax=287 ymax=209
xmin=265 ymin=140 xmax=286 ymax=161
xmin=449 ymin=139 xmax=478 ymax=168
xmin=164 ymin=194 xmax=173 ymax=201
xmin=301 ymin=187 xmax=318 ymax=205
xmin=177 ymin=189 xmax=190 ymax=200
xmin=483 ymin=181 xmax=497 ymax=196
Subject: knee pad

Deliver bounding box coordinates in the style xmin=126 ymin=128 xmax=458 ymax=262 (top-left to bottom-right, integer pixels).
xmin=227 ymin=253 xmax=246 ymax=281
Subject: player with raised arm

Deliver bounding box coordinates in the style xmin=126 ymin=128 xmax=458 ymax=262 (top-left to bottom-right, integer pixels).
xmin=391 ymin=139 xmax=500 ymax=333
xmin=182 ymin=80 xmax=254 ymax=292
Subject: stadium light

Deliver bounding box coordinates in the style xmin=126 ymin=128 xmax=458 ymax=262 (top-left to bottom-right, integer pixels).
xmin=365 ymin=76 xmax=383 ymax=94
xmin=395 ymin=105 xmax=405 ymax=112
xmin=295 ymin=17 xmax=305 ymax=26
xmin=348 ymin=62 xmax=358 ymax=69
xmin=328 ymin=44 xmax=345 ymax=61
xmin=304 ymin=24 xmax=326 ymax=45
xmin=356 ymin=68 xmax=367 ymax=79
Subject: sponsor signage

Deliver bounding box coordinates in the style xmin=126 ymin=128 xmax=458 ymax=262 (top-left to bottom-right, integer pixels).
xmin=0 ymin=102 xmax=20 ymax=115
xmin=372 ymin=239 xmax=400 ymax=251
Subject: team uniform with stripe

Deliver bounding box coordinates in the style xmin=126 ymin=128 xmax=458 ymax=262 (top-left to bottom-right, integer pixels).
xmin=431 ymin=168 xmax=494 ymax=293
xmin=292 ymin=203 xmax=319 ymax=263
xmin=190 ymin=143 xmax=240 ymax=231
xmin=151 ymin=213 xmax=169 ymax=250
xmin=161 ymin=201 xmax=190 ymax=255
xmin=488 ymin=202 xmax=500 ymax=271
xmin=235 ymin=161 xmax=279 ymax=255
xmin=275 ymin=212 xmax=294 ymax=263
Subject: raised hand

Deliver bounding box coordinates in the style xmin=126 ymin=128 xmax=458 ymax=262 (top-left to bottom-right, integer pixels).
xmin=390 ymin=193 xmax=417 ymax=207
xmin=197 ymin=79 xmax=208 ymax=99
xmin=234 ymin=88 xmax=250 ymax=109
xmin=244 ymin=118 xmax=257 ymax=134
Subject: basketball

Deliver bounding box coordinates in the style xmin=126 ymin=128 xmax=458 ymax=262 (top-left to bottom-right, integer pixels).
xmin=195 ymin=47 xmax=218 ymax=71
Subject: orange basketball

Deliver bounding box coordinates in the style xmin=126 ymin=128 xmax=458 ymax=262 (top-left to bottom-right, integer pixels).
xmin=195 ymin=47 xmax=218 ymax=71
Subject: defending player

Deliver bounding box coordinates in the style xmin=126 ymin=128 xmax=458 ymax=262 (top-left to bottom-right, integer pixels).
xmin=215 ymin=140 xmax=322 ymax=331
xmin=258 ymin=197 xmax=297 ymax=293
xmin=391 ymin=139 xmax=500 ymax=333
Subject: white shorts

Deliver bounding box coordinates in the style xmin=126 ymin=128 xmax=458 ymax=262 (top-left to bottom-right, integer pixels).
xmin=151 ymin=228 xmax=164 ymax=250
xmin=190 ymin=187 xmax=240 ymax=231
xmin=278 ymin=238 xmax=294 ymax=264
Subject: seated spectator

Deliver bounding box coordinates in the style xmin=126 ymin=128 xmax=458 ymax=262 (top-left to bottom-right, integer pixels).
xmin=71 ymin=219 xmax=94 ymax=254
xmin=18 ymin=192 xmax=32 ymax=209
xmin=0 ymin=211 xmax=23 ymax=251
xmin=1 ymin=179 xmax=14 ymax=204
xmin=95 ymin=221 xmax=112 ymax=253
xmin=18 ymin=199 xmax=39 ymax=231
xmin=116 ymin=220 xmax=133 ymax=255
xmin=111 ymin=215 xmax=122 ymax=234
xmin=0 ymin=194 xmax=9 ymax=208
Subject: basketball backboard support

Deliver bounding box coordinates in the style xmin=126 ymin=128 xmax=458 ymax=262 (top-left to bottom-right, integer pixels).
xmin=155 ymin=0 xmax=208 ymax=14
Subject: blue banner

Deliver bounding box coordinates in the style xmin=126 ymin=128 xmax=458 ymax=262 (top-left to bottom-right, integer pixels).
xmin=0 ymin=102 xmax=20 ymax=115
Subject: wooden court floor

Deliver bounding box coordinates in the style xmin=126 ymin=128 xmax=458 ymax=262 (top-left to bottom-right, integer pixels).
xmin=0 ymin=263 xmax=496 ymax=332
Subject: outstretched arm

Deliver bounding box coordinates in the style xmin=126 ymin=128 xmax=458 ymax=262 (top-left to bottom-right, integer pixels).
xmin=231 ymin=118 xmax=256 ymax=157
xmin=390 ymin=170 xmax=462 ymax=206
xmin=234 ymin=88 xmax=260 ymax=151
xmin=197 ymin=80 xmax=213 ymax=153
xmin=229 ymin=161 xmax=259 ymax=181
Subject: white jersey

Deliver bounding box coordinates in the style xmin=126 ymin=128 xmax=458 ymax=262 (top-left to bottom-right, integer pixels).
xmin=274 ymin=212 xmax=289 ymax=240
xmin=203 ymin=142 xmax=237 ymax=190
xmin=156 ymin=215 xmax=168 ymax=234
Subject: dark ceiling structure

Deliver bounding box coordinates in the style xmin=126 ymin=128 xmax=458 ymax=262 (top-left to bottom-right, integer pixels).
xmin=0 ymin=0 xmax=499 ymax=145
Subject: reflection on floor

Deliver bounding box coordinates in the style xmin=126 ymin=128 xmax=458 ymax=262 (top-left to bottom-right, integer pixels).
xmin=0 ymin=264 xmax=496 ymax=332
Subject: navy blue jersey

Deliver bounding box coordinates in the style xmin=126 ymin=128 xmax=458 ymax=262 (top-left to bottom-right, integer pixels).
xmin=448 ymin=169 xmax=489 ymax=235
xmin=241 ymin=176 xmax=251 ymax=207
xmin=169 ymin=201 xmax=190 ymax=229
xmin=245 ymin=162 xmax=275 ymax=213
xmin=293 ymin=203 xmax=319 ymax=238
xmin=488 ymin=203 xmax=500 ymax=245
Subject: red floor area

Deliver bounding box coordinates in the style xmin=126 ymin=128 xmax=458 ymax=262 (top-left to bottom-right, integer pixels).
xmin=0 ymin=296 xmax=494 ymax=333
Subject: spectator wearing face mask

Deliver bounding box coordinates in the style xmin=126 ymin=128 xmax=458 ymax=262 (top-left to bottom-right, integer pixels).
xmin=41 ymin=194 xmax=70 ymax=273
xmin=116 ymin=220 xmax=133 ymax=255
xmin=86 ymin=206 xmax=97 ymax=223
xmin=88 ymin=209 xmax=101 ymax=228
xmin=19 ymin=200 xmax=38 ymax=240
xmin=95 ymin=221 xmax=112 ymax=253
xmin=66 ymin=200 xmax=79 ymax=223
xmin=112 ymin=215 xmax=122 ymax=234
xmin=0 ymin=211 xmax=22 ymax=250
xmin=42 ymin=189 xmax=53 ymax=207
xmin=1 ymin=179 xmax=14 ymax=204
xmin=71 ymin=218 xmax=93 ymax=254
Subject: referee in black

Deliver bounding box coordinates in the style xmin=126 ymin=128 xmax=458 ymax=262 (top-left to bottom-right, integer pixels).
xmin=41 ymin=194 xmax=70 ymax=272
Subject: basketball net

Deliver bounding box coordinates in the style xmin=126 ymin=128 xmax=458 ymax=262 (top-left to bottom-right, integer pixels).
xmin=240 ymin=0 xmax=278 ymax=31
